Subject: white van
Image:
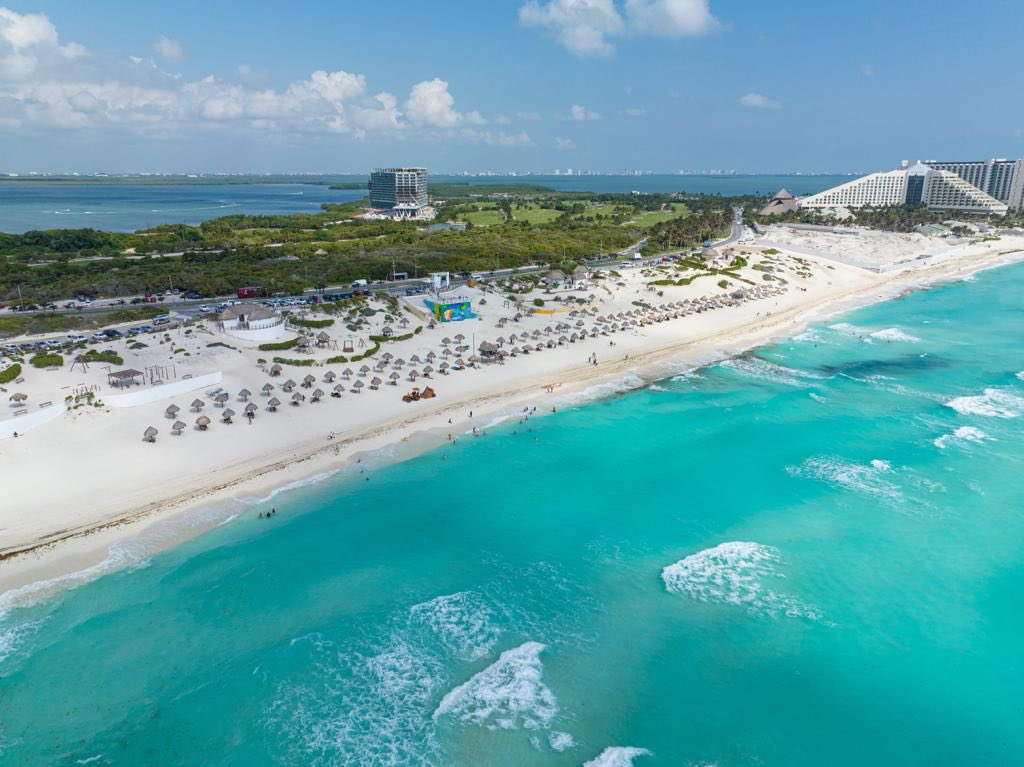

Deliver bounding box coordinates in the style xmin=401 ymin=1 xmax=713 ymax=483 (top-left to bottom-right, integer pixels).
xmin=351 ymin=279 xmax=369 ymax=288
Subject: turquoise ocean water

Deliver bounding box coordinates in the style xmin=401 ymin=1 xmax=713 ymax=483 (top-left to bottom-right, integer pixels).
xmin=1 ymin=263 xmax=1023 ymax=765
xmin=0 ymin=175 xmax=851 ymax=234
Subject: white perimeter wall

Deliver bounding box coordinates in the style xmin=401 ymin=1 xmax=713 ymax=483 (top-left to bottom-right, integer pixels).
xmin=0 ymin=402 xmax=66 ymax=439
xmin=105 ymin=371 xmax=223 ymax=408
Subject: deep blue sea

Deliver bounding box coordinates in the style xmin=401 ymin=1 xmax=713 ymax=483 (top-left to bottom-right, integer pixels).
xmin=0 ymin=175 xmax=851 ymax=234
xmin=1 ymin=262 xmax=1023 ymax=766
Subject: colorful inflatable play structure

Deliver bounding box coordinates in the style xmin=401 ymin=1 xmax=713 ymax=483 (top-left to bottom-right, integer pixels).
xmin=424 ymin=298 xmax=475 ymax=323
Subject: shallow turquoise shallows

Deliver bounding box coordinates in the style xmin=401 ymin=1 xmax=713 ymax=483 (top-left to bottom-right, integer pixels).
xmin=2 ymin=263 xmax=1023 ymax=766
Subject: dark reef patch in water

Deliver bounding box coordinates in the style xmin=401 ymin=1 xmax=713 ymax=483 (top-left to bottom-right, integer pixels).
xmin=817 ymin=354 xmax=949 ymax=378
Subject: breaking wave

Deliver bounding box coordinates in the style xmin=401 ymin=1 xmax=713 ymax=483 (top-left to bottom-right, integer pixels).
xmin=870 ymin=327 xmax=920 ymax=342
xmin=583 ymin=746 xmax=654 ymax=766
xmin=945 ymin=388 xmax=1024 ymax=418
xmin=719 ymin=356 xmax=823 ymax=388
xmin=408 ymin=592 xmax=501 ymax=662
xmin=661 ymin=542 xmax=821 ymax=620
xmin=787 ymin=456 xmax=903 ymax=504
xmin=934 ymin=426 xmax=990 ymax=450
xmin=432 ymin=641 xmax=558 ymax=731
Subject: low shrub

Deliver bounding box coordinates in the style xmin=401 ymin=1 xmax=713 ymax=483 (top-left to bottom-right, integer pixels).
xmin=258 ymin=337 xmax=300 ymax=352
xmin=30 ymin=352 xmax=63 ymax=368
xmin=85 ymin=349 xmax=124 ymax=365
xmin=206 ymin=342 xmax=237 ymax=351
xmin=533 ymin=298 xmax=545 ymax=307
xmin=326 ymin=354 xmax=348 ymax=364
xmin=271 ymin=356 xmax=316 ymax=367
xmin=290 ymin=318 xmax=335 ymax=328
xmin=0 ymin=363 xmax=21 ymax=383
xmin=717 ymin=280 xmax=729 ymax=288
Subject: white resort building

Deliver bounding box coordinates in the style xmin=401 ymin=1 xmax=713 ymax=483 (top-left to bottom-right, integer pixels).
xmin=798 ymin=163 xmax=1009 ymax=215
xmin=217 ymin=303 xmax=285 ymax=343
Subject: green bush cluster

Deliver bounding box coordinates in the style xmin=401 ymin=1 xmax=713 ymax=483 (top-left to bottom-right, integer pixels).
xmin=0 ymin=363 xmax=21 ymax=383
xmin=290 ymin=318 xmax=335 ymax=328
xmin=85 ymin=349 xmax=124 ymax=365
xmin=271 ymin=356 xmax=316 ymax=367
xmin=30 ymin=352 xmax=64 ymax=368
xmin=258 ymin=337 xmax=300 ymax=352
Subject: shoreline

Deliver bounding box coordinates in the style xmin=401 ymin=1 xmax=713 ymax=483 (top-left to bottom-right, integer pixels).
xmin=2 ymin=244 xmax=1022 ymax=600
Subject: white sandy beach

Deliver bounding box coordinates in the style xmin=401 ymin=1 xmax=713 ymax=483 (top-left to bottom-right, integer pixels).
xmin=2 ymin=227 xmax=1023 ymax=595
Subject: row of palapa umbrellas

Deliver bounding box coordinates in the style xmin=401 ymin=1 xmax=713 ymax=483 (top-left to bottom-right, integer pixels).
xmin=143 ymin=287 xmax=787 ymax=441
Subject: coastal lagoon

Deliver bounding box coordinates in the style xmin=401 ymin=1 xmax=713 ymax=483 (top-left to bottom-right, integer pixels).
xmin=1 ymin=263 xmax=1023 ymax=765
xmin=0 ymin=175 xmax=852 ymax=234
xmin=0 ymin=183 xmax=365 ymax=234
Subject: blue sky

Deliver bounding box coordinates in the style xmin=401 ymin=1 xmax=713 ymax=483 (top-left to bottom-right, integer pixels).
xmin=0 ymin=0 xmax=1021 ymax=174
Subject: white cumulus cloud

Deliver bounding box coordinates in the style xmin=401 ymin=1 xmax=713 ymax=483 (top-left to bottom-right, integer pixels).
xmin=0 ymin=7 xmax=503 ymax=145
xmin=519 ymin=0 xmax=622 ymax=58
xmin=405 ymin=77 xmax=463 ymax=127
xmin=624 ymin=0 xmax=719 ymax=37
xmin=623 ymin=106 xmax=646 ymax=116
xmin=520 ymin=0 xmax=719 ymax=57
xmin=738 ymin=92 xmax=781 ymax=110
xmin=569 ymin=103 xmax=601 ymax=120
xmin=555 ymin=136 xmax=577 ymax=150
xmin=153 ymin=35 xmax=184 ymax=63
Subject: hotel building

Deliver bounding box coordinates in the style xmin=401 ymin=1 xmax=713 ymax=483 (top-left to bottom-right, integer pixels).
xmin=798 ymin=163 xmax=1009 ymax=215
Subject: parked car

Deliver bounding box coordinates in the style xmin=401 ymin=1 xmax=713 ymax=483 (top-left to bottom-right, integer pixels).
xmin=199 ymin=305 xmax=212 ymax=313
xmin=102 ymin=329 xmax=123 ymax=338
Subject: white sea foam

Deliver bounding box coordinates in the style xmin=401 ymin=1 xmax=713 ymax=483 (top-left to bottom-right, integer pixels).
xmin=75 ymin=756 xmax=104 ymax=765
xmin=934 ymin=426 xmax=990 ymax=450
xmin=945 ymin=388 xmax=1024 ymax=418
xmin=550 ymin=372 xmax=646 ymax=409
xmin=408 ymin=592 xmax=501 ymax=661
xmin=719 ymin=356 xmax=823 ymax=388
xmin=241 ymin=468 xmax=340 ymax=505
xmin=583 ymin=746 xmax=654 ymax=766
xmin=809 ymin=392 xmax=827 ymax=403
xmin=432 ymin=641 xmax=558 ymax=731
xmin=0 ymin=502 xmax=240 ymax=613
xmin=787 ymin=456 xmax=903 ymax=504
xmin=829 ymin=322 xmax=868 ymax=336
xmin=269 ymin=630 xmax=446 ymax=766
xmin=1016 ymin=371 xmax=1024 ymax=381
xmin=661 ymin=542 xmax=820 ymax=620
xmin=549 ymin=731 xmax=576 ymax=751
xmin=870 ymin=327 xmax=921 ymax=342
xmin=0 ymin=616 xmax=43 ymax=666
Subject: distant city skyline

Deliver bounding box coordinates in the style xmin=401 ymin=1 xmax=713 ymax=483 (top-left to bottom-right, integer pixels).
xmin=0 ymin=1 xmax=1022 ymax=174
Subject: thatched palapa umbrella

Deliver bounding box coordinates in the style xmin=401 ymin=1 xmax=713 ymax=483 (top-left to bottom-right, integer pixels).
xmin=222 ymin=408 xmax=236 ymax=423
xmin=262 ymin=382 xmax=275 ymax=395
xmin=324 ymin=370 xmax=337 ymax=382
xmin=8 ymin=392 xmax=27 ymax=402
xmin=270 ymin=364 xmax=283 ymax=377
xmin=196 ymin=415 xmax=211 ymax=430
xmin=302 ymin=374 xmax=315 ymax=388
xmin=312 ymin=388 xmax=325 ymax=402
xmin=359 ymin=364 xmax=370 ymax=377
xmin=238 ymin=388 xmax=251 ymax=401
xmin=172 ymin=420 xmax=186 ymax=435
xmin=165 ymin=404 xmax=180 ymax=418
xmin=215 ymin=392 xmax=229 ymax=407
xmin=191 ymin=398 xmax=205 ymax=411
xmin=342 ymin=367 xmax=353 ymax=379
xmin=244 ymin=402 xmax=258 ymax=416
xmin=332 ymin=384 xmax=344 ymax=397
xmin=291 ymin=392 xmax=305 ymax=405
xmin=267 ymin=397 xmax=281 ymax=412
xmin=389 ymin=371 xmax=400 ymax=384
xmin=143 ymin=426 xmax=158 ymax=442
xmin=282 ymin=379 xmax=296 ymax=392
xmin=370 ymin=377 xmax=382 ymax=390
xmin=352 ymin=379 xmax=364 ymax=393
